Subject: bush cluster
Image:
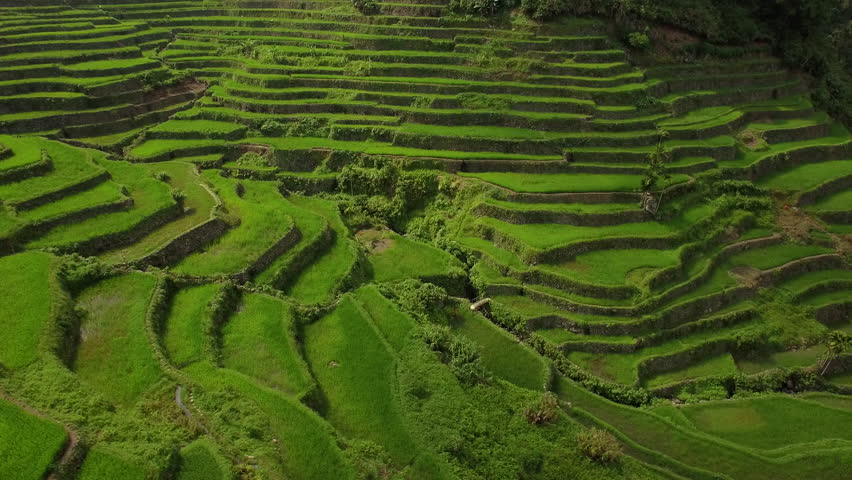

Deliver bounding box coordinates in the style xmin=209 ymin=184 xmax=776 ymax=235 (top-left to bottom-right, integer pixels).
xmin=351 ymin=0 xmax=379 ymax=15
xmin=417 ymin=323 xmax=490 ymax=385
xmin=336 ymin=159 xmax=440 ymax=229
xmin=450 ymin=0 xmax=514 ymax=16
xmin=379 ymin=278 xmax=450 ymax=324
xmin=516 ymin=0 xmax=850 ymax=126
xmin=56 ymin=253 xmax=113 ymax=294
xmin=524 ymin=392 xmax=560 ymax=424
xmin=577 ymin=428 xmax=622 ymax=463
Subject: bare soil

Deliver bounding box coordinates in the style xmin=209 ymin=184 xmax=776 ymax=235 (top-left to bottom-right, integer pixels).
xmin=729 ymin=265 xmax=763 ymax=286
xmin=356 ymin=228 xmax=396 ymax=254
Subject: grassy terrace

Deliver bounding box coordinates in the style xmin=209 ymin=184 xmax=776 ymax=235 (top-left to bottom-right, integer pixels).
xmin=27 ymin=155 xmax=177 ymax=251
xmin=172 ymin=171 xmax=293 ymax=277
xmin=1 ymin=2 xmax=850 ymax=479
xmin=0 ymin=398 xmax=68 ymax=480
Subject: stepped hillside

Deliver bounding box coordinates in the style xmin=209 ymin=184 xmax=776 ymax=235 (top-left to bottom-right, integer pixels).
xmin=0 ymin=1 xmax=850 ymax=479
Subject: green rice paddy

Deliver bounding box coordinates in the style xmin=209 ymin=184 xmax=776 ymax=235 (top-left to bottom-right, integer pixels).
xmin=0 ymin=1 xmax=849 ymax=479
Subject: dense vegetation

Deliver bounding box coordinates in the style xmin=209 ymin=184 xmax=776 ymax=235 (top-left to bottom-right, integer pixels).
xmin=0 ymin=0 xmax=849 ymax=479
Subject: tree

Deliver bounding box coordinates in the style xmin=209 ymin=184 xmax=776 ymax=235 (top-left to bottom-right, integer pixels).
xmin=640 ymin=129 xmax=671 ymax=193
xmin=820 ymin=331 xmax=851 ymax=376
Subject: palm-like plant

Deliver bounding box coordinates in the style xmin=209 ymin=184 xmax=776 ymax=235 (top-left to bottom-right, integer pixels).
xmin=820 ymin=331 xmax=851 ymax=376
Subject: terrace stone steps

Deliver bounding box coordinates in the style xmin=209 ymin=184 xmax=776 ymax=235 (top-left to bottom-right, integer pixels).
xmin=0 ymin=45 xmax=143 ymax=67
xmin=0 ymin=27 xmax=170 ymax=56
xmin=0 ymin=82 xmax=200 ymax=134
xmin=472 ymin=200 xmax=650 ymax=226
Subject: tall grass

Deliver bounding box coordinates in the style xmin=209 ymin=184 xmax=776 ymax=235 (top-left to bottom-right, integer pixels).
xmin=0 ymin=398 xmax=67 ymax=480
xmin=0 ymin=251 xmax=52 ymax=369
xmin=74 ymin=273 xmax=162 ymax=406
xmin=221 ymin=293 xmax=313 ymax=395
xmin=303 ymin=296 xmax=417 ymax=464
xmin=163 ymin=283 xmax=220 ymax=368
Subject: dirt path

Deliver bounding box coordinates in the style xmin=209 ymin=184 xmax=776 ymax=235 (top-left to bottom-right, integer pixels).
xmin=175 ymin=384 xmax=191 ymax=417
xmin=176 ymin=385 xmax=210 ymax=435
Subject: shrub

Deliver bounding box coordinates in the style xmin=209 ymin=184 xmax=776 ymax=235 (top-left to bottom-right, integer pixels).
xmin=236 ymin=152 xmax=274 ymax=168
xmin=170 ymin=188 xmax=186 ymax=205
xmin=627 ymin=31 xmax=651 ymax=50
xmin=410 ymin=96 xmax=433 ymax=109
xmin=351 ymin=0 xmax=379 ymax=15
xmin=380 ymin=279 xmax=450 ymax=324
xmin=153 ymin=171 xmax=169 ymax=182
xmin=343 ymin=60 xmax=373 ymax=77
xmin=640 ymin=133 xmax=671 ymax=192
xmin=450 ymin=0 xmax=512 ymax=16
xmin=634 ymin=94 xmax=662 ymax=111
xmin=416 ymin=324 xmax=490 ymax=385
xmin=286 ymin=117 xmax=329 ymax=137
xmin=259 ymin=119 xmax=286 ymax=136
xmin=56 ymin=254 xmax=113 ymax=294
xmin=577 ymin=428 xmax=622 ymax=463
xmin=524 ymin=392 xmax=560 ymax=425
xmin=736 ymin=128 xmax=769 ymax=151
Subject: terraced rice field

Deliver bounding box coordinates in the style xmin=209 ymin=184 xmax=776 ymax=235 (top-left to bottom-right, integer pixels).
xmin=0 ymin=0 xmax=849 ymax=479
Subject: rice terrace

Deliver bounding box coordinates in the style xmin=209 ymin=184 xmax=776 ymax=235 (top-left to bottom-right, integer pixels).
xmin=0 ymin=0 xmax=851 ymax=478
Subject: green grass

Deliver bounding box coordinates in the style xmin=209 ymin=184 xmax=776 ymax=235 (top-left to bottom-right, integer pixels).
xmin=183 ymin=362 xmax=355 ymax=480
xmin=461 ymin=171 xmax=688 ymax=193
xmin=478 ymin=216 xmax=678 ymax=250
xmin=719 ymin=124 xmax=850 ymax=170
xmin=399 ymin=122 xmax=570 ymax=139
xmin=726 ymin=242 xmax=832 ymax=270
xmin=0 ymin=135 xmax=45 ymax=172
xmin=798 ymin=288 xmax=852 ymax=307
xmin=129 ymin=139 xmax=227 ymax=159
xmin=645 ymin=353 xmax=739 ymax=388
xmin=828 ymin=371 xmax=852 ymax=387
xmin=757 ymin=160 xmax=852 ymax=191
xmin=74 ymin=273 xmax=162 ymax=406
xmin=284 ymin=196 xmax=358 ymax=304
xmin=28 ymin=156 xmax=176 ymax=250
xmin=0 ymin=251 xmax=52 ymax=369
xmin=0 ymin=136 xmax=104 ymax=206
xmin=459 ymin=236 xmax=527 ymax=270
xmin=776 ymin=269 xmax=852 ymax=294
xmin=355 ymin=285 xmax=416 ymax=353
xmin=679 ymin=395 xmax=852 ymax=450
xmin=364 ymin=230 xmax=463 ymax=283
xmin=542 ymin=248 xmax=681 ymax=286
xmin=173 ymin=171 xmax=293 ymax=276
xmin=252 ymin=194 xmax=327 ymax=285
xmin=221 ymin=293 xmax=313 ymax=396
xmin=148 ymin=119 xmax=245 ymax=137
xmin=556 ymin=376 xmax=852 ymax=480
xmin=64 ymin=57 xmax=158 ymax=71
xmin=101 ymin=161 xmax=219 ymax=263
xmin=0 ymin=398 xmax=67 ymax=480
xmin=568 ymin=307 xmax=757 ymax=385
xmin=484 ymin=198 xmax=639 ymax=214
xmin=450 ymin=305 xmax=550 ymax=390
xmin=242 ymin=135 xmax=563 ymax=161
xmin=177 ymin=438 xmax=232 ymax=480
xmin=77 ymin=445 xmax=149 ymax=480
xmin=19 ymin=180 xmax=124 ymax=224
xmin=493 ymin=294 xmax=564 ymax=318
xmin=536 ymin=328 xmax=634 ymax=345
xmin=303 ymin=296 xmax=417 ymax=464
xmin=736 ymin=344 xmax=825 ymax=374
xmin=808 ymin=188 xmax=852 ymax=212
xmin=163 ymin=283 xmax=220 ymax=368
